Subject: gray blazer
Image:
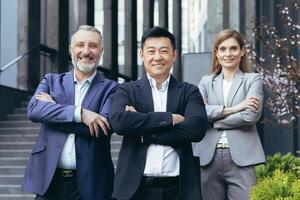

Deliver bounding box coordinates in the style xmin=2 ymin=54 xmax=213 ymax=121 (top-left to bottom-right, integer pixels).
xmin=193 ymin=70 xmax=266 ymax=167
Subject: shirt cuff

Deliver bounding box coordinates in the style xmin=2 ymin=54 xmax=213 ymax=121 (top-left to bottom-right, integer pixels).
xmin=74 ymin=106 xmax=82 ymax=122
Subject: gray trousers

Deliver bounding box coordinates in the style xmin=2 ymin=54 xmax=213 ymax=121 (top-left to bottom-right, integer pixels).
xmin=200 ymin=148 xmax=256 ymax=200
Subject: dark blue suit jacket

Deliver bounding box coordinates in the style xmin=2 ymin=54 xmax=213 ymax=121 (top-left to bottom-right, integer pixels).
xmin=22 ymin=71 xmax=118 ymax=200
xmin=109 ymin=76 xmax=208 ymax=200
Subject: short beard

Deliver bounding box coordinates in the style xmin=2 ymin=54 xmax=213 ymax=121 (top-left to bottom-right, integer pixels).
xmin=72 ymin=55 xmax=98 ymax=73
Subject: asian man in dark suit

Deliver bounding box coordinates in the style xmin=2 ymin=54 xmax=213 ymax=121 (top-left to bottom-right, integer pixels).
xmin=22 ymin=25 xmax=118 ymax=200
xmin=109 ymin=27 xmax=208 ymax=200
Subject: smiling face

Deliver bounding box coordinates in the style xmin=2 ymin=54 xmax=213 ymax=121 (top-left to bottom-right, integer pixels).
xmin=70 ymin=30 xmax=102 ymax=76
xmin=216 ymin=37 xmax=245 ymax=72
xmin=140 ymin=37 xmax=177 ymax=81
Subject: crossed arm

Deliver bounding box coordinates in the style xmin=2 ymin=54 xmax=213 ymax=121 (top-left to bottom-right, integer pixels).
xmin=35 ymin=92 xmax=110 ymax=137
xmin=109 ymin=84 xmax=208 ymax=146
xmin=28 ymin=75 xmax=112 ymax=138
xmin=199 ymin=74 xmax=264 ymax=129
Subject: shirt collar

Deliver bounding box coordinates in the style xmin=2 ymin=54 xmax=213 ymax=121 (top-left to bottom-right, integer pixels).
xmin=147 ymin=74 xmax=170 ymax=92
xmin=73 ymin=71 xmax=97 ymax=84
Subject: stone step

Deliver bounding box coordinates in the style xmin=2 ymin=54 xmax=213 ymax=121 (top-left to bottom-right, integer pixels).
xmin=14 ymin=108 xmax=27 ymax=114
xmin=0 ymin=158 xmax=28 ymax=166
xmin=0 ymin=127 xmax=39 ymax=135
xmin=0 ymin=150 xmax=31 ymax=158
xmin=0 ymin=166 xmax=25 ymax=175
xmin=7 ymin=114 xmax=29 ymax=121
xmin=0 ymin=134 xmax=37 ymax=142
xmin=0 ymin=183 xmax=34 ymax=199
xmin=0 ymin=194 xmax=35 ymax=200
xmin=0 ymin=185 xmax=23 ymax=195
xmin=0 ymin=171 xmax=24 ymax=185
xmin=0 ymin=121 xmax=40 ymax=128
xmin=0 ymin=142 xmax=34 ymax=150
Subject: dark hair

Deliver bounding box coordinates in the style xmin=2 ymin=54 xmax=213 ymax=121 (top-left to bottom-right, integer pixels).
xmin=141 ymin=26 xmax=176 ymax=50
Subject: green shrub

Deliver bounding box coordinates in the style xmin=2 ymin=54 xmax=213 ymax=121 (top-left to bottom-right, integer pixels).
xmin=250 ymin=170 xmax=300 ymax=200
xmin=255 ymin=153 xmax=300 ymax=180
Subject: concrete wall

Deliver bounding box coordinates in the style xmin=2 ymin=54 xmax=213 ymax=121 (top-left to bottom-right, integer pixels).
xmin=0 ymin=0 xmax=18 ymax=88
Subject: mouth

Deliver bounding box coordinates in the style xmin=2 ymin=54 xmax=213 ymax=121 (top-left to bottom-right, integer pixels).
xmin=79 ymin=56 xmax=94 ymax=63
xmin=223 ymin=59 xmax=234 ymax=63
xmin=151 ymin=63 xmax=164 ymax=67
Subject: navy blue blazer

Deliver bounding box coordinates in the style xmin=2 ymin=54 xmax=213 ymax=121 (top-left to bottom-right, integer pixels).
xmin=109 ymin=76 xmax=208 ymax=200
xmin=22 ymin=71 xmax=118 ymax=200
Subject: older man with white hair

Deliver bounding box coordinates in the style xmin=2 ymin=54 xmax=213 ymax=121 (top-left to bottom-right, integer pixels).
xmin=22 ymin=25 xmax=118 ymax=200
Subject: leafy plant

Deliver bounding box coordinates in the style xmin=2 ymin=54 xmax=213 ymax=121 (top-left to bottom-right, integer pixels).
xmin=255 ymin=152 xmax=300 ymax=180
xmin=250 ymin=170 xmax=300 ymax=200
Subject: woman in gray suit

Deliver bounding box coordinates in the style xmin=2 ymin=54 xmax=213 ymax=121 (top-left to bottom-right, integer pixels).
xmin=193 ymin=29 xmax=266 ymax=200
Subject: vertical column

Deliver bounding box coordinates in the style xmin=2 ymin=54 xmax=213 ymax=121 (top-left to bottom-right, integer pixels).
xmin=159 ymin=0 xmax=168 ymax=28
xmin=229 ymin=0 xmax=240 ymax=30
xmin=58 ymin=0 xmax=69 ymax=73
xmin=206 ymin=0 xmax=223 ymax=51
xmin=27 ymin=0 xmax=41 ymax=91
xmin=172 ymin=0 xmax=182 ymax=80
xmin=17 ymin=0 xmax=28 ymax=90
xmin=124 ymin=0 xmax=137 ymax=80
xmin=103 ymin=0 xmax=118 ymax=80
xmin=87 ymin=0 xmax=95 ymax=25
xmin=143 ymin=0 xmax=154 ymax=31
xmin=223 ymin=0 xmax=229 ymax=29
xmin=244 ymin=0 xmax=256 ymax=43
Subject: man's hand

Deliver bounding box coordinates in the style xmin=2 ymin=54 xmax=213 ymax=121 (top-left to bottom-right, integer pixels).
xmin=125 ymin=105 xmax=137 ymax=112
xmin=172 ymin=114 xmax=185 ymax=125
xmin=35 ymin=92 xmax=55 ymax=103
xmin=81 ymin=109 xmax=111 ymax=137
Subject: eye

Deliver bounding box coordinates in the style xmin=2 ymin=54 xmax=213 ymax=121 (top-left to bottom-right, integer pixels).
xmin=218 ymin=46 xmax=226 ymax=52
xmin=76 ymin=43 xmax=84 ymax=48
xmin=147 ymin=50 xmax=155 ymax=54
xmin=230 ymin=46 xmax=238 ymax=51
xmin=88 ymin=43 xmax=98 ymax=49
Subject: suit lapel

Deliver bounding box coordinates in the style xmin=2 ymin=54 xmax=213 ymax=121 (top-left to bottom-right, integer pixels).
xmin=212 ymin=73 xmax=224 ymax=105
xmin=137 ymin=77 xmax=154 ymax=112
xmin=62 ymin=71 xmax=75 ymax=105
xmin=226 ymin=70 xmax=244 ymax=107
xmin=167 ymin=76 xmax=181 ymax=112
xmin=81 ymin=72 xmax=104 ymax=109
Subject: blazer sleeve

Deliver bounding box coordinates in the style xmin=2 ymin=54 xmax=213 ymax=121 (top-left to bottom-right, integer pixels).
xmin=28 ymin=74 xmax=118 ymax=138
xmin=198 ymin=75 xmax=225 ymax=122
xmin=109 ymin=83 xmax=174 ymax=136
xmin=27 ymin=74 xmax=76 ymax=124
xmin=49 ymin=82 xmax=119 ymax=138
xmin=213 ymin=74 xmax=264 ymax=129
xmin=143 ymin=85 xmax=208 ymax=146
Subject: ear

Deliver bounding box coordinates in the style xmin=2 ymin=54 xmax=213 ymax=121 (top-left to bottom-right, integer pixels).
xmin=173 ymin=49 xmax=178 ymax=62
xmin=140 ymin=49 xmax=144 ymax=62
xmin=100 ymin=46 xmax=104 ymax=57
xmin=241 ymin=46 xmax=245 ymax=57
xmin=69 ymin=45 xmax=72 ymax=55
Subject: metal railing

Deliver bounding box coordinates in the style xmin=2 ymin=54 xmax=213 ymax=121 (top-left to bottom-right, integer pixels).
xmin=0 ymin=44 xmax=57 ymax=87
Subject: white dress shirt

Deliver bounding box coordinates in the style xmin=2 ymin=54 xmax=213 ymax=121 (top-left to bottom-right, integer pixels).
xmin=218 ymin=78 xmax=232 ymax=145
xmin=57 ymin=71 xmax=96 ymax=169
xmin=143 ymin=74 xmax=180 ymax=177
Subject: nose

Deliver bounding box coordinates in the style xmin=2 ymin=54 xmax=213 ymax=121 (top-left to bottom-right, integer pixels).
xmin=153 ymin=52 xmax=162 ymax=60
xmin=224 ymin=49 xmax=232 ymax=56
xmin=82 ymin=45 xmax=91 ymax=54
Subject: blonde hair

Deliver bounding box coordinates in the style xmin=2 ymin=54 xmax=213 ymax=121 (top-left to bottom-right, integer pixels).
xmin=210 ymin=29 xmax=251 ymax=75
